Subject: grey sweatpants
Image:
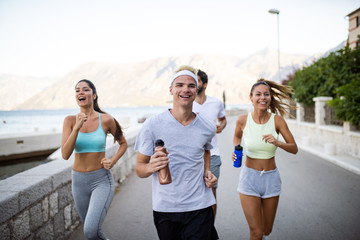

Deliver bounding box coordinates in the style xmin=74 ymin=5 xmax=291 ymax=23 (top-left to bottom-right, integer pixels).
xmin=72 ymin=168 xmax=114 ymax=240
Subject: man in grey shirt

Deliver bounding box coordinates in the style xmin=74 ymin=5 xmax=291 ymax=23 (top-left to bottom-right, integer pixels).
xmin=135 ymin=65 xmax=219 ymax=240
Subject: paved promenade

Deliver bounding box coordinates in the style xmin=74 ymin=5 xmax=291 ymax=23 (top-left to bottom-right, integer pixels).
xmin=70 ymin=116 xmax=360 ymax=240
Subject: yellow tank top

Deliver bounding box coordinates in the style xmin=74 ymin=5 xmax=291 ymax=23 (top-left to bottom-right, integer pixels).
xmin=243 ymin=113 xmax=278 ymax=159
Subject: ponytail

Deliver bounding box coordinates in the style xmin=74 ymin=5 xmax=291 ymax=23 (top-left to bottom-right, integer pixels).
xmin=250 ymin=79 xmax=296 ymax=118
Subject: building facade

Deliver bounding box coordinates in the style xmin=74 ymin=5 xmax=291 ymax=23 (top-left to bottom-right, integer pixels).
xmin=347 ymin=7 xmax=360 ymax=49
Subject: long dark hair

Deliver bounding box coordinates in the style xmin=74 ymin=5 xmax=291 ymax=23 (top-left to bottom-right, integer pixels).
xmin=76 ymin=79 xmax=123 ymax=141
xmin=250 ymin=79 xmax=296 ymax=118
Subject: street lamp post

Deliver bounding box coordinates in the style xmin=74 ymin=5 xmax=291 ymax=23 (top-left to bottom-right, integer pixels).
xmin=268 ymin=9 xmax=281 ymax=82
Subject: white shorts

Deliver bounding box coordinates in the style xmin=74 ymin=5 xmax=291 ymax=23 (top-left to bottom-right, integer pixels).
xmin=237 ymin=165 xmax=282 ymax=198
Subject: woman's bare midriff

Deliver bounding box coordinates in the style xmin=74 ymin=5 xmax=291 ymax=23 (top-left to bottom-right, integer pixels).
xmin=245 ymin=156 xmax=277 ymax=171
xmin=73 ymin=152 xmax=105 ymax=172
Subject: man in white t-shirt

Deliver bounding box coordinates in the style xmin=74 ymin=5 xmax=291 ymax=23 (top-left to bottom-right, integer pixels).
xmin=193 ymin=69 xmax=227 ymax=218
xmin=135 ymin=66 xmax=219 ymax=239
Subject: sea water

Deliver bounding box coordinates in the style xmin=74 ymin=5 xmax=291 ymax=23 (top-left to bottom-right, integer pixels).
xmin=0 ymin=106 xmax=170 ymax=180
xmin=0 ymin=104 xmax=248 ymax=180
xmin=0 ymin=106 xmax=170 ymax=136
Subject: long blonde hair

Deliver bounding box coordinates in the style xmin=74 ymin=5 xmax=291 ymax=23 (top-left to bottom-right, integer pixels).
xmin=250 ymin=79 xmax=296 ymax=117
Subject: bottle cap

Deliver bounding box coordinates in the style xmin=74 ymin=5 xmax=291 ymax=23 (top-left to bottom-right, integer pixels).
xmin=235 ymin=144 xmax=243 ymax=151
xmin=155 ymin=139 xmax=164 ymax=147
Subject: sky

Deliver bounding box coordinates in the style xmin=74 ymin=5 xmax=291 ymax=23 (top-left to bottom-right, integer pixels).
xmin=0 ymin=0 xmax=358 ymax=77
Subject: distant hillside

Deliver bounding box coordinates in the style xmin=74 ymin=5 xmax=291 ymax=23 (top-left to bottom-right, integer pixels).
xmin=12 ymin=49 xmax=311 ymax=110
xmin=0 ymin=74 xmax=58 ymax=110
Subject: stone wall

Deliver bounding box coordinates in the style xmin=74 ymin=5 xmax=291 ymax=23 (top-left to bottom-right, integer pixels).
xmin=291 ymin=97 xmax=360 ymax=159
xmin=287 ymin=120 xmax=360 ymax=158
xmin=0 ymin=126 xmax=140 ymax=240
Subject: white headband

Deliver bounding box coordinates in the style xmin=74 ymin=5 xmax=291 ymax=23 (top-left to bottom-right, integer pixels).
xmin=169 ymin=70 xmax=198 ymax=87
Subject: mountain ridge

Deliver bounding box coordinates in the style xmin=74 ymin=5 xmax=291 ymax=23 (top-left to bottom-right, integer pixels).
xmin=0 ymin=44 xmax=344 ymax=110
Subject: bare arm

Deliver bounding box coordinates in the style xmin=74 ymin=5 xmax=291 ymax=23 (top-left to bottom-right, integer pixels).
xmin=203 ymin=149 xmax=217 ymax=188
xmin=216 ymin=116 xmax=227 ymax=133
xmin=232 ymin=115 xmax=246 ymax=161
xmin=101 ymin=115 xmax=128 ymax=169
xmin=233 ymin=115 xmax=246 ymax=147
xmin=136 ymin=151 xmax=169 ymax=178
xmin=61 ymin=114 xmax=86 ymax=160
xmin=109 ymin=134 xmax=127 ymax=165
xmin=262 ymin=115 xmax=298 ymax=154
xmin=204 ymin=149 xmax=211 ymax=172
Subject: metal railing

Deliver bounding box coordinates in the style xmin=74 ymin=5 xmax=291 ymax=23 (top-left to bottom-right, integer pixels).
xmin=304 ymin=105 xmax=315 ymax=123
xmin=324 ymin=104 xmax=343 ymax=126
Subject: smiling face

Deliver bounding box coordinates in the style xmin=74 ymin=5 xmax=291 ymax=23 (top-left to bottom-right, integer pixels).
xmin=250 ymin=84 xmax=271 ymax=110
xmin=170 ymin=75 xmax=198 ymax=107
xmin=75 ymin=81 xmax=96 ymax=108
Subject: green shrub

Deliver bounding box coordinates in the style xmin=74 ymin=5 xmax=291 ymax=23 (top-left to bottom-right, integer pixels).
xmin=289 ymin=39 xmax=360 ymax=125
xmin=328 ymin=77 xmax=360 ymax=126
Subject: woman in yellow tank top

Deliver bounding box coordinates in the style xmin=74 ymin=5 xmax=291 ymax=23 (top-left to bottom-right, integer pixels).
xmin=233 ymin=79 xmax=298 ymax=240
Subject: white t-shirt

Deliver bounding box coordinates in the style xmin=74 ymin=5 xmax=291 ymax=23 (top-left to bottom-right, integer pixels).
xmin=193 ymin=95 xmax=225 ymax=156
xmin=134 ymin=110 xmax=216 ymax=212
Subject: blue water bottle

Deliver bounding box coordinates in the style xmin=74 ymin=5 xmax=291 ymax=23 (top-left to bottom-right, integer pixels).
xmin=233 ymin=145 xmax=243 ymax=168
